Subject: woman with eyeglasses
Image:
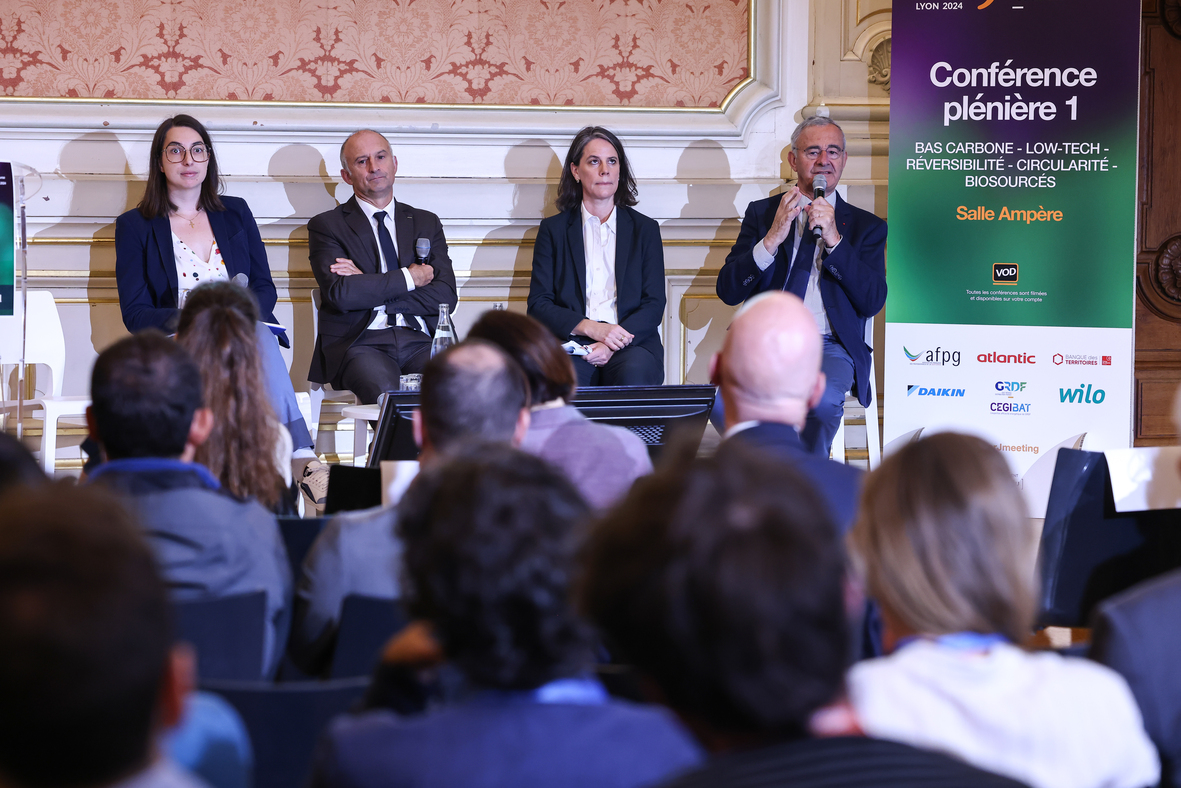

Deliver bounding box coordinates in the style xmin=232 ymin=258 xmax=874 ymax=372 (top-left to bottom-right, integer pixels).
xmin=114 ymin=114 xmax=317 ymax=462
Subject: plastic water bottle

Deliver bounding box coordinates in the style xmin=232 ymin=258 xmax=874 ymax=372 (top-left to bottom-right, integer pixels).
xmin=430 ymin=303 xmax=456 ymax=357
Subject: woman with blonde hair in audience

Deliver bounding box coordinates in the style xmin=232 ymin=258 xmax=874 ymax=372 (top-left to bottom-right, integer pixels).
xmin=466 ymin=308 xmax=652 ymax=510
xmin=846 ymin=432 xmax=1158 ymax=788
xmin=177 ymin=280 xmax=292 ymax=513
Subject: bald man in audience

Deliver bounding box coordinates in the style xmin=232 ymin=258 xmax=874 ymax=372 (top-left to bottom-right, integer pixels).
xmin=290 ymin=339 xmax=530 ymax=675
xmin=710 ymin=291 xmax=862 ymax=532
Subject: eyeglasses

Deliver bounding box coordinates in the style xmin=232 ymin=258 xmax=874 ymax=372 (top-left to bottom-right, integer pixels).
xmin=797 ymin=146 xmax=845 ymax=161
xmin=164 ymin=143 xmax=210 ymax=163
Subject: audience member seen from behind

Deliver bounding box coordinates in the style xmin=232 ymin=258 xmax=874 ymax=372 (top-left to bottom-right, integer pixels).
xmin=86 ymin=331 xmax=292 ymax=678
xmin=578 ymin=441 xmax=1025 ymax=788
xmin=0 ymin=432 xmax=46 ymax=495
xmin=0 ymin=483 xmax=205 ymax=788
xmin=1088 ymin=384 xmax=1181 ymax=788
xmin=527 ymin=126 xmax=666 ymax=387
xmin=290 ymin=340 xmax=531 ymax=675
xmin=846 ymin=432 xmax=1159 ymax=788
xmin=113 ymin=113 xmax=314 ymax=458
xmin=177 ymin=281 xmax=291 ymax=513
xmin=311 ymin=443 xmax=701 ymax=788
xmin=467 ymin=308 xmax=651 ymax=509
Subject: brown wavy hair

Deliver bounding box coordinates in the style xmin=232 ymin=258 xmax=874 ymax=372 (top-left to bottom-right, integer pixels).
xmin=177 ymin=299 xmax=284 ymax=509
xmin=555 ymin=126 xmax=638 ymax=213
xmin=137 ymin=114 xmax=225 ymax=220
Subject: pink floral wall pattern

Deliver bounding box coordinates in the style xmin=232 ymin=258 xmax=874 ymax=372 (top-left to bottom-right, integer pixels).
xmin=0 ymin=0 xmax=748 ymax=106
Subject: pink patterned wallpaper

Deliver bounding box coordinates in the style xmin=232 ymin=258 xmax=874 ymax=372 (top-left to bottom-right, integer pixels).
xmin=0 ymin=0 xmax=748 ymax=107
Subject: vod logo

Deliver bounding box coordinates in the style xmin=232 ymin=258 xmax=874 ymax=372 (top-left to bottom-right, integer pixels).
xmin=1059 ymin=384 xmax=1106 ymax=404
xmin=992 ymin=263 xmax=1018 ymax=285
xmin=904 ymin=346 xmax=961 ymax=366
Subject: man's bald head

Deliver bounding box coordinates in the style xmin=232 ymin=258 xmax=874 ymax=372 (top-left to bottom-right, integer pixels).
xmin=712 ymin=293 xmax=826 ymax=429
xmin=418 ymin=340 xmax=531 ymax=456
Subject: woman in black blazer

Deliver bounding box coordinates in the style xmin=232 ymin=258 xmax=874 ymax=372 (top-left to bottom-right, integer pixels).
xmin=527 ymin=126 xmax=666 ymax=387
xmin=114 ymin=114 xmax=315 ymax=456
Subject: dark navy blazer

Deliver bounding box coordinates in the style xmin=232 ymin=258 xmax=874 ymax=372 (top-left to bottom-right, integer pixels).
xmin=527 ymin=205 xmax=666 ymax=360
xmin=115 ymin=195 xmax=284 ymax=344
xmin=716 ymin=193 xmax=886 ymax=406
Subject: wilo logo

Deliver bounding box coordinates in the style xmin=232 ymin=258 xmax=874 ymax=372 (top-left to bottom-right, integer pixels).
xmin=904 ymin=346 xmax=961 ymax=366
xmin=992 ymin=263 xmax=1019 ymax=285
xmin=1059 ymin=384 xmax=1106 ymax=404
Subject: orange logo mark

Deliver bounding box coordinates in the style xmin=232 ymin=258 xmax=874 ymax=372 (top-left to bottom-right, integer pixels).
xmin=978 ymin=0 xmax=994 ymax=7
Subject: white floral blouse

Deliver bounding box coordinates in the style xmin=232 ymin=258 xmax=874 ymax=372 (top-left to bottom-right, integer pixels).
xmin=173 ymin=232 xmax=229 ymax=307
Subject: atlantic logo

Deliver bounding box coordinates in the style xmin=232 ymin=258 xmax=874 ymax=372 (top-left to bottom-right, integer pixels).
xmin=977 ymin=351 xmax=1036 ymax=364
xmin=904 ymin=346 xmax=961 ymax=366
xmin=908 ymin=386 xmax=966 ymax=397
xmin=1059 ymin=384 xmax=1106 ymax=404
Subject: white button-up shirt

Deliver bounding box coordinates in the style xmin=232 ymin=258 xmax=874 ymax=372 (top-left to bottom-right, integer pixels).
xmin=752 ymin=192 xmax=841 ymax=336
xmin=581 ymin=203 xmax=618 ymax=326
xmin=353 ymin=198 xmax=426 ymax=333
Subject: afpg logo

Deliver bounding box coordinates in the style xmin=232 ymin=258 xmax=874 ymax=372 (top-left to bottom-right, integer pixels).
xmin=908 ymin=386 xmax=966 ymax=397
xmin=978 ymin=351 xmax=1036 ymax=364
xmin=1059 ymin=384 xmax=1106 ymax=404
xmin=992 ymin=263 xmax=1019 ymax=285
xmin=995 ymin=381 xmax=1027 ymax=396
xmin=904 ymin=346 xmax=961 ymax=366
xmin=990 ymin=402 xmax=1032 ymax=414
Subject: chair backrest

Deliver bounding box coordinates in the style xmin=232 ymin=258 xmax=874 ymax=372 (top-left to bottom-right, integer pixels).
xmin=174 ymin=592 xmax=268 ymax=681
xmin=1038 ymin=449 xmax=1181 ymax=626
xmin=277 ymin=516 xmax=327 ymax=583
xmin=0 ymin=290 xmax=66 ymax=398
xmin=330 ymin=594 xmax=408 ymax=678
xmin=310 ymin=288 xmax=322 ymax=337
xmin=200 ymin=677 xmax=370 ymax=788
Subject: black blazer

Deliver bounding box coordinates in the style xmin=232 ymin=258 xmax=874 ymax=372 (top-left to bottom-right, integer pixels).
xmin=527 ymin=205 xmax=666 ymax=358
xmin=716 ymin=193 xmax=887 ymax=406
xmin=306 ymin=196 xmax=457 ymax=385
xmin=114 ymin=195 xmax=284 ymax=343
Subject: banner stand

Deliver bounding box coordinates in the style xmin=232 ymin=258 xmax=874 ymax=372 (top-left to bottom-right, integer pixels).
xmin=3 ymin=163 xmax=42 ymax=440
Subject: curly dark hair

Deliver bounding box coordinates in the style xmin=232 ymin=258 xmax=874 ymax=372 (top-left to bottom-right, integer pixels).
xmin=466 ymin=309 xmax=576 ymax=405
xmin=578 ymin=440 xmax=849 ymax=739
xmin=555 ymin=126 xmax=638 ymax=213
xmin=397 ymin=443 xmax=593 ymax=689
xmin=137 ymin=114 xmax=225 ymax=220
xmin=177 ymin=285 xmax=284 ymax=508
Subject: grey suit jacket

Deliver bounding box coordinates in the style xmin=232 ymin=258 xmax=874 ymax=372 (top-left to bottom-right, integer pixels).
xmin=307 ymin=196 xmax=458 ymax=384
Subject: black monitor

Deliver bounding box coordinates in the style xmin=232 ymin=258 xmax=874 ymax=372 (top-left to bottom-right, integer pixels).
xmin=367 ymin=385 xmax=716 ymax=466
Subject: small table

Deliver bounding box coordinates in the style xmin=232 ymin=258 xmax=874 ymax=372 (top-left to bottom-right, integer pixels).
xmin=340 ymin=403 xmax=380 ymax=466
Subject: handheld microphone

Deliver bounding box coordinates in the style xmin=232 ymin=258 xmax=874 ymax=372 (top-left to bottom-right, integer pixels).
xmin=415 ymin=238 xmax=430 ymax=265
xmin=232 ymin=273 xmax=249 ymax=288
xmin=811 ymin=174 xmax=827 ymax=240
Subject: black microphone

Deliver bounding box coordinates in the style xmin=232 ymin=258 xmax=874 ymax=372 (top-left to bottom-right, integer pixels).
xmin=415 ymin=238 xmax=430 ymax=265
xmin=811 ymin=174 xmax=827 ymax=240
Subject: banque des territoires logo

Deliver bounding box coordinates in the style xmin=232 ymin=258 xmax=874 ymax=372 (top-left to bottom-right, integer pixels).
xmin=904 ymin=346 xmax=961 ymax=366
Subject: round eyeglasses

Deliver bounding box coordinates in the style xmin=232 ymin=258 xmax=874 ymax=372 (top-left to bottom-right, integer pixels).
xmin=164 ymin=143 xmax=210 ymax=163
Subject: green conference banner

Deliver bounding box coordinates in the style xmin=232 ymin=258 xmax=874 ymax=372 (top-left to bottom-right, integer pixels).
xmin=0 ymin=163 xmax=12 ymax=317
xmin=886 ymin=0 xmax=1140 ymax=329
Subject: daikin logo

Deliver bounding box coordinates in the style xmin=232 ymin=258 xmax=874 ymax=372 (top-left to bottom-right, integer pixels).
xmin=904 ymin=346 xmax=961 ymax=366
xmin=908 ymin=386 xmax=966 ymax=397
xmin=1059 ymin=384 xmax=1106 ymax=404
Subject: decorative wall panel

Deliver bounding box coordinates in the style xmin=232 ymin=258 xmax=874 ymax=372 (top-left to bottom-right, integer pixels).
xmin=0 ymin=0 xmax=748 ymax=106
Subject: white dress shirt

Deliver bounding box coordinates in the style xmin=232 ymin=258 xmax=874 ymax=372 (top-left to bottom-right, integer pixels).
xmin=752 ymin=192 xmax=841 ymax=336
xmin=581 ymin=203 xmax=618 ymax=326
xmin=353 ymin=198 xmax=426 ymax=333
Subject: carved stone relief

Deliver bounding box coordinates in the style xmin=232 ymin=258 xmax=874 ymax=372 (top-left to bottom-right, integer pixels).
xmin=1139 ymin=235 xmax=1181 ymax=320
xmin=868 ymin=38 xmax=891 ymax=91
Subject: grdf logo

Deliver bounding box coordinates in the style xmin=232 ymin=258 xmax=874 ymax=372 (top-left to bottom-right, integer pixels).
xmin=992 ymin=263 xmax=1018 ymax=285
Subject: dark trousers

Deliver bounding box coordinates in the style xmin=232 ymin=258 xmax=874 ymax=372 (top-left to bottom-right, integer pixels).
xmin=573 ymin=343 xmax=663 ymax=388
xmin=336 ymin=327 xmax=432 ymax=405
xmin=800 ymin=335 xmax=856 ymax=457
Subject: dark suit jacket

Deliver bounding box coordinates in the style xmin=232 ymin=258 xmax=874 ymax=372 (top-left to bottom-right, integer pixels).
xmin=1090 ymin=568 xmax=1181 ymax=788
xmin=716 ymin=193 xmax=887 ymax=406
xmin=114 ymin=195 xmax=284 ymax=343
xmin=527 ymin=205 xmax=666 ymax=359
xmin=307 ymin=196 xmax=457 ymax=385
xmin=726 ymin=421 xmax=862 ymax=533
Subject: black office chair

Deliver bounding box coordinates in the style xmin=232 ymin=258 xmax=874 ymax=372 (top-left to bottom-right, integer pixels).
xmin=1038 ymin=448 xmax=1181 ymax=627
xmin=201 ymin=677 xmax=370 ymax=788
xmin=174 ymin=592 xmax=267 ymax=680
xmin=330 ymin=594 xmax=409 ymax=678
xmin=277 ymin=516 xmax=327 ymax=581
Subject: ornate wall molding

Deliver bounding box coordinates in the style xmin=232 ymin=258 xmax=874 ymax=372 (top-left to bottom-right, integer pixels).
xmin=1163 ymin=0 xmax=1181 ymax=40
xmin=867 ymin=38 xmax=891 ymax=92
xmin=1139 ymin=234 xmax=1181 ymax=321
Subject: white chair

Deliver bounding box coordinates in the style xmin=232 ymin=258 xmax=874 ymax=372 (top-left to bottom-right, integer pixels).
xmin=308 ymin=289 xmax=361 ymax=458
xmin=0 ymin=291 xmax=91 ymax=474
xmin=831 ymin=315 xmax=881 ymax=470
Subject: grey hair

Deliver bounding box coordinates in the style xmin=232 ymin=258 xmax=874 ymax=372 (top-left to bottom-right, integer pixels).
xmin=789 ymin=117 xmax=847 ymax=151
xmin=339 ymin=129 xmax=391 ymax=169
